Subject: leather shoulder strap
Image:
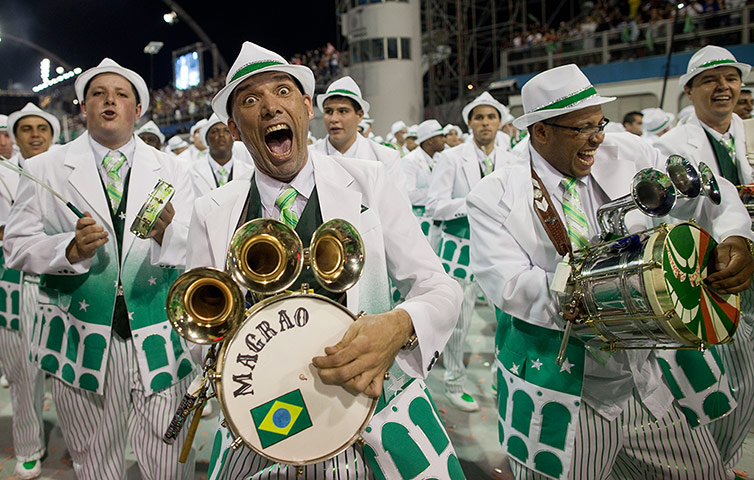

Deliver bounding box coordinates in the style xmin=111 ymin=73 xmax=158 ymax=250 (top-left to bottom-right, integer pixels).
xmin=530 ymin=166 xmax=572 ymax=257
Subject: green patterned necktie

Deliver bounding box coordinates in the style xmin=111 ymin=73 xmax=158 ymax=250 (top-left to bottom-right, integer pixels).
xmin=720 ymin=135 xmax=736 ymax=159
xmin=483 ymin=156 xmax=494 ymax=176
xmin=276 ymin=187 xmax=299 ymax=228
xmin=561 ymin=177 xmax=590 ymax=250
xmin=102 ymin=150 xmax=127 ymax=211
xmin=217 ymin=167 xmax=229 ymax=186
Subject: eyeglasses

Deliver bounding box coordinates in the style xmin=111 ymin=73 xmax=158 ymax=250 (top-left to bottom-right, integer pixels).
xmin=543 ymin=118 xmax=610 ymax=138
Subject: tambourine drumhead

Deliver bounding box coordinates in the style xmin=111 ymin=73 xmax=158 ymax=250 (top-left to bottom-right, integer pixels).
xmin=646 ymin=222 xmax=739 ymax=346
xmin=214 ymin=293 xmax=376 ymax=466
xmin=130 ymin=179 xmax=175 ymax=239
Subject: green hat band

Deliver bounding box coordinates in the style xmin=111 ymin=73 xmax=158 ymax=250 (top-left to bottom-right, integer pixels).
xmin=696 ymin=59 xmax=736 ymax=70
xmin=533 ymin=86 xmax=597 ymax=112
xmin=231 ymin=61 xmax=285 ymax=82
xmin=328 ymin=88 xmax=359 ymax=97
xmin=648 ymin=117 xmax=670 ymax=133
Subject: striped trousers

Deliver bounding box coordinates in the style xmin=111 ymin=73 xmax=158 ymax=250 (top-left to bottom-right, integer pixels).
xmin=51 ymin=334 xmax=195 ymax=480
xmin=0 ymin=276 xmax=45 ymax=462
xmin=709 ymin=309 xmax=754 ymax=468
xmin=510 ymin=392 xmax=726 ymax=480
xmin=443 ymin=279 xmax=478 ymax=392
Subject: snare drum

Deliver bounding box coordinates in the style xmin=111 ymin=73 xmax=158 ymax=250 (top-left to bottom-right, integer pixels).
xmin=213 ymin=292 xmax=376 ymax=465
xmin=130 ymin=179 xmax=175 ymax=239
xmin=570 ymin=222 xmax=739 ymax=349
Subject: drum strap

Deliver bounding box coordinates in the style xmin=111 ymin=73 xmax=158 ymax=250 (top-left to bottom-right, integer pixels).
xmin=531 ymin=166 xmax=572 ymax=257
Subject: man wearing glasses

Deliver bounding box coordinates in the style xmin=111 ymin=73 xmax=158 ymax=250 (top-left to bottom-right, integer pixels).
xmin=467 ymin=64 xmax=752 ymax=479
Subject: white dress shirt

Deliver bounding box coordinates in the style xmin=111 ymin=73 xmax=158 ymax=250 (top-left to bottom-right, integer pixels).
xmin=90 ymin=136 xmax=135 ymax=188
xmin=254 ymin=156 xmax=315 ymax=220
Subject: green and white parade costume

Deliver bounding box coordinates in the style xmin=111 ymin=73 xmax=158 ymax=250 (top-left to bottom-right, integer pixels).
xmin=656 ymin=110 xmax=754 ymax=469
xmin=188 ymin=152 xmax=464 ymax=480
xmin=468 ymin=132 xmax=748 ymax=479
xmin=3 ymin=133 xmax=199 ymax=479
xmin=0 ymin=153 xmax=46 ymax=464
xmin=427 ymin=140 xmax=517 ymax=395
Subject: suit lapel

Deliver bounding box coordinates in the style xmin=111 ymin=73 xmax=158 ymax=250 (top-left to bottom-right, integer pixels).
xmin=310 ymin=152 xmax=362 ymax=312
xmin=192 ymin=154 xmax=216 ymax=195
xmin=64 ymin=134 xmax=114 ymax=232
xmin=207 ymin=179 xmax=249 ymax=267
xmin=460 ymin=143 xmax=480 ymax=193
xmin=590 ymin=141 xmax=636 ymax=200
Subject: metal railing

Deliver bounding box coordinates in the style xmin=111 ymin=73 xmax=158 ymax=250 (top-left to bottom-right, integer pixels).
xmin=500 ymin=6 xmax=752 ymax=78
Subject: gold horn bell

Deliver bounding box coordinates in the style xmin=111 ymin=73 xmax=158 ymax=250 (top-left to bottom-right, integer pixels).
xmin=167 ymin=218 xmax=364 ymax=345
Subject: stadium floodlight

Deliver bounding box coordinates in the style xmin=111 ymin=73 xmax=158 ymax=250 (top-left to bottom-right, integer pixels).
xmin=163 ymin=11 xmax=178 ymax=25
xmin=144 ymin=41 xmax=164 ymax=55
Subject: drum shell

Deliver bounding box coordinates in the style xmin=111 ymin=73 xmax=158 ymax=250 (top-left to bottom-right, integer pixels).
xmin=212 ymin=292 xmax=376 ymax=466
xmin=570 ymin=223 xmax=739 ymax=349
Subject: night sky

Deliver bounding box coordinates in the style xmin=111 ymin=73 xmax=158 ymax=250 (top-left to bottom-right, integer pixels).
xmin=0 ymin=0 xmax=338 ymax=91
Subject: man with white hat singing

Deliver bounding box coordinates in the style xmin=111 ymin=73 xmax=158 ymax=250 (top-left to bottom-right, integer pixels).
xmin=178 ymin=118 xmax=208 ymax=163
xmin=135 ymin=120 xmax=166 ymax=150
xmin=189 ymin=113 xmax=253 ymax=197
xmin=312 ymin=75 xmax=406 ymax=189
xmin=3 ymin=58 xmax=198 ymax=479
xmin=188 ymin=40 xmax=463 ymax=480
xmin=402 ymin=119 xmax=447 ymax=251
xmin=427 ymin=90 xmax=519 ymax=412
xmin=467 ymin=62 xmax=753 ymax=479
xmin=655 ymin=44 xmax=754 ymax=477
xmin=0 ymin=102 xmax=60 ymax=478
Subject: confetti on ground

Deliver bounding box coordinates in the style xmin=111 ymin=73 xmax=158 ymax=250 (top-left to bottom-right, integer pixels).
xmin=479 ymin=378 xmax=486 ymax=383
xmin=482 ymin=415 xmax=487 ymax=420
xmin=439 ymin=409 xmax=447 ymax=414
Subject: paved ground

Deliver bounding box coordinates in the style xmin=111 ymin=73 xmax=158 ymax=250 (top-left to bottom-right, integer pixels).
xmin=1 ymin=304 xmax=752 ymax=479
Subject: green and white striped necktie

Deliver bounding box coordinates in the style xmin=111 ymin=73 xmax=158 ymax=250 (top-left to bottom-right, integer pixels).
xmin=561 ymin=177 xmax=590 ymax=250
xmin=102 ymin=150 xmax=127 ymax=211
xmin=217 ymin=167 xmax=229 ymax=186
xmin=276 ymin=187 xmax=299 ymax=228
xmin=720 ymin=135 xmax=736 ymax=159
xmin=483 ymin=156 xmax=494 ymax=176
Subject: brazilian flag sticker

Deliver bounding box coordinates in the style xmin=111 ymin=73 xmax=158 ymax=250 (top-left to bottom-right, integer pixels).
xmin=251 ymin=389 xmax=313 ymax=448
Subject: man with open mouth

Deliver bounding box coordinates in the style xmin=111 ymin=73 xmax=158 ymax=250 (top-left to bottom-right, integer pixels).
xmin=655 ymin=45 xmax=754 ymax=479
xmin=467 ymin=62 xmax=753 ymax=480
xmin=187 ymin=41 xmax=464 ymax=480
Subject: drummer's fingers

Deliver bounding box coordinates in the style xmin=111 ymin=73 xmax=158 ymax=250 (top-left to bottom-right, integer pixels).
xmin=708 ymin=259 xmax=754 ymax=293
xmin=713 ymin=244 xmax=733 ymax=272
xmin=160 ymin=202 xmax=176 ymax=223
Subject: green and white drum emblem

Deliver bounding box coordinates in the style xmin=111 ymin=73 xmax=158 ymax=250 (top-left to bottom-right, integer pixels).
xmin=662 ymin=223 xmax=739 ymax=345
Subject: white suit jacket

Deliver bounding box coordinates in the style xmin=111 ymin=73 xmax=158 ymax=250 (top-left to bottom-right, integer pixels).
xmin=401 ymin=147 xmax=434 ymax=206
xmin=312 ymin=134 xmax=407 ymax=193
xmin=187 ymin=150 xmax=462 ymax=379
xmin=468 ymin=132 xmax=752 ymax=328
xmin=189 ymin=151 xmax=254 ymax=198
xmin=426 ymin=141 xmax=519 ymax=221
xmin=3 ymin=133 xmax=193 ymax=275
xmin=0 ymin=154 xmax=21 ymax=225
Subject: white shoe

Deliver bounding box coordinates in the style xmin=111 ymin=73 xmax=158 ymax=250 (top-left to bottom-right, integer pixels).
xmin=15 ymin=459 xmax=42 ymax=479
xmin=0 ymin=374 xmax=8 ymax=388
xmin=445 ymin=390 xmax=480 ymax=412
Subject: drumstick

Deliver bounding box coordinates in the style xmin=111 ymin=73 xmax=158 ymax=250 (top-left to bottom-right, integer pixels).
xmin=556 ymin=322 xmax=573 ymax=366
xmin=179 ymin=399 xmax=205 ymax=463
xmin=0 ymin=155 xmax=85 ymax=218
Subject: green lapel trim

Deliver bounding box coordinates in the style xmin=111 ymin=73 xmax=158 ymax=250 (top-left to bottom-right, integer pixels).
xmin=534 ymin=86 xmax=597 ymax=112
xmin=231 ymin=61 xmax=285 ymax=82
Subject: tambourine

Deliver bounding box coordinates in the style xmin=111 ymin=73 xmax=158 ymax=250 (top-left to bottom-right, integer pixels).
xmin=130 ymin=179 xmax=175 ymax=239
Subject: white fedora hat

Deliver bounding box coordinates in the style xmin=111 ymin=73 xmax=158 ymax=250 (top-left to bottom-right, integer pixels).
xmin=679 ymin=45 xmax=751 ymax=88
xmin=443 ymin=124 xmax=462 ymax=136
xmin=74 ymin=58 xmax=150 ymax=117
xmin=461 ymin=91 xmax=508 ymax=127
xmin=167 ymin=135 xmax=189 ymax=151
xmin=406 ymin=124 xmax=418 ymax=139
xmin=190 ymin=118 xmax=208 ymax=137
xmin=0 ymin=114 xmax=7 ymax=130
xmin=135 ymin=120 xmax=165 ymax=145
xmin=316 ymin=76 xmax=370 ymax=114
xmin=390 ymin=120 xmax=407 ymax=136
xmin=200 ymin=113 xmax=226 ymax=147
xmin=513 ymin=64 xmax=615 ymax=130
xmin=641 ymin=108 xmax=675 ymax=135
xmin=8 ymin=102 xmax=61 ymax=143
xmin=416 ymin=119 xmax=444 ymax=144
xmin=211 ymin=41 xmax=315 ymax=123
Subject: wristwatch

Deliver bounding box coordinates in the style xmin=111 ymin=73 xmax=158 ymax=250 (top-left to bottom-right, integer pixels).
xmin=401 ymin=331 xmax=419 ymax=351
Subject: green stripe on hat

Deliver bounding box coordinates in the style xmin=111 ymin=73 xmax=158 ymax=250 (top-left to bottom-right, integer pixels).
xmin=328 ymin=88 xmax=359 ymax=97
xmin=534 ymin=86 xmax=597 ymax=112
xmin=231 ymin=61 xmax=285 ymax=82
xmin=697 ymin=59 xmax=736 ymax=69
xmin=648 ymin=117 xmax=670 ymax=133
